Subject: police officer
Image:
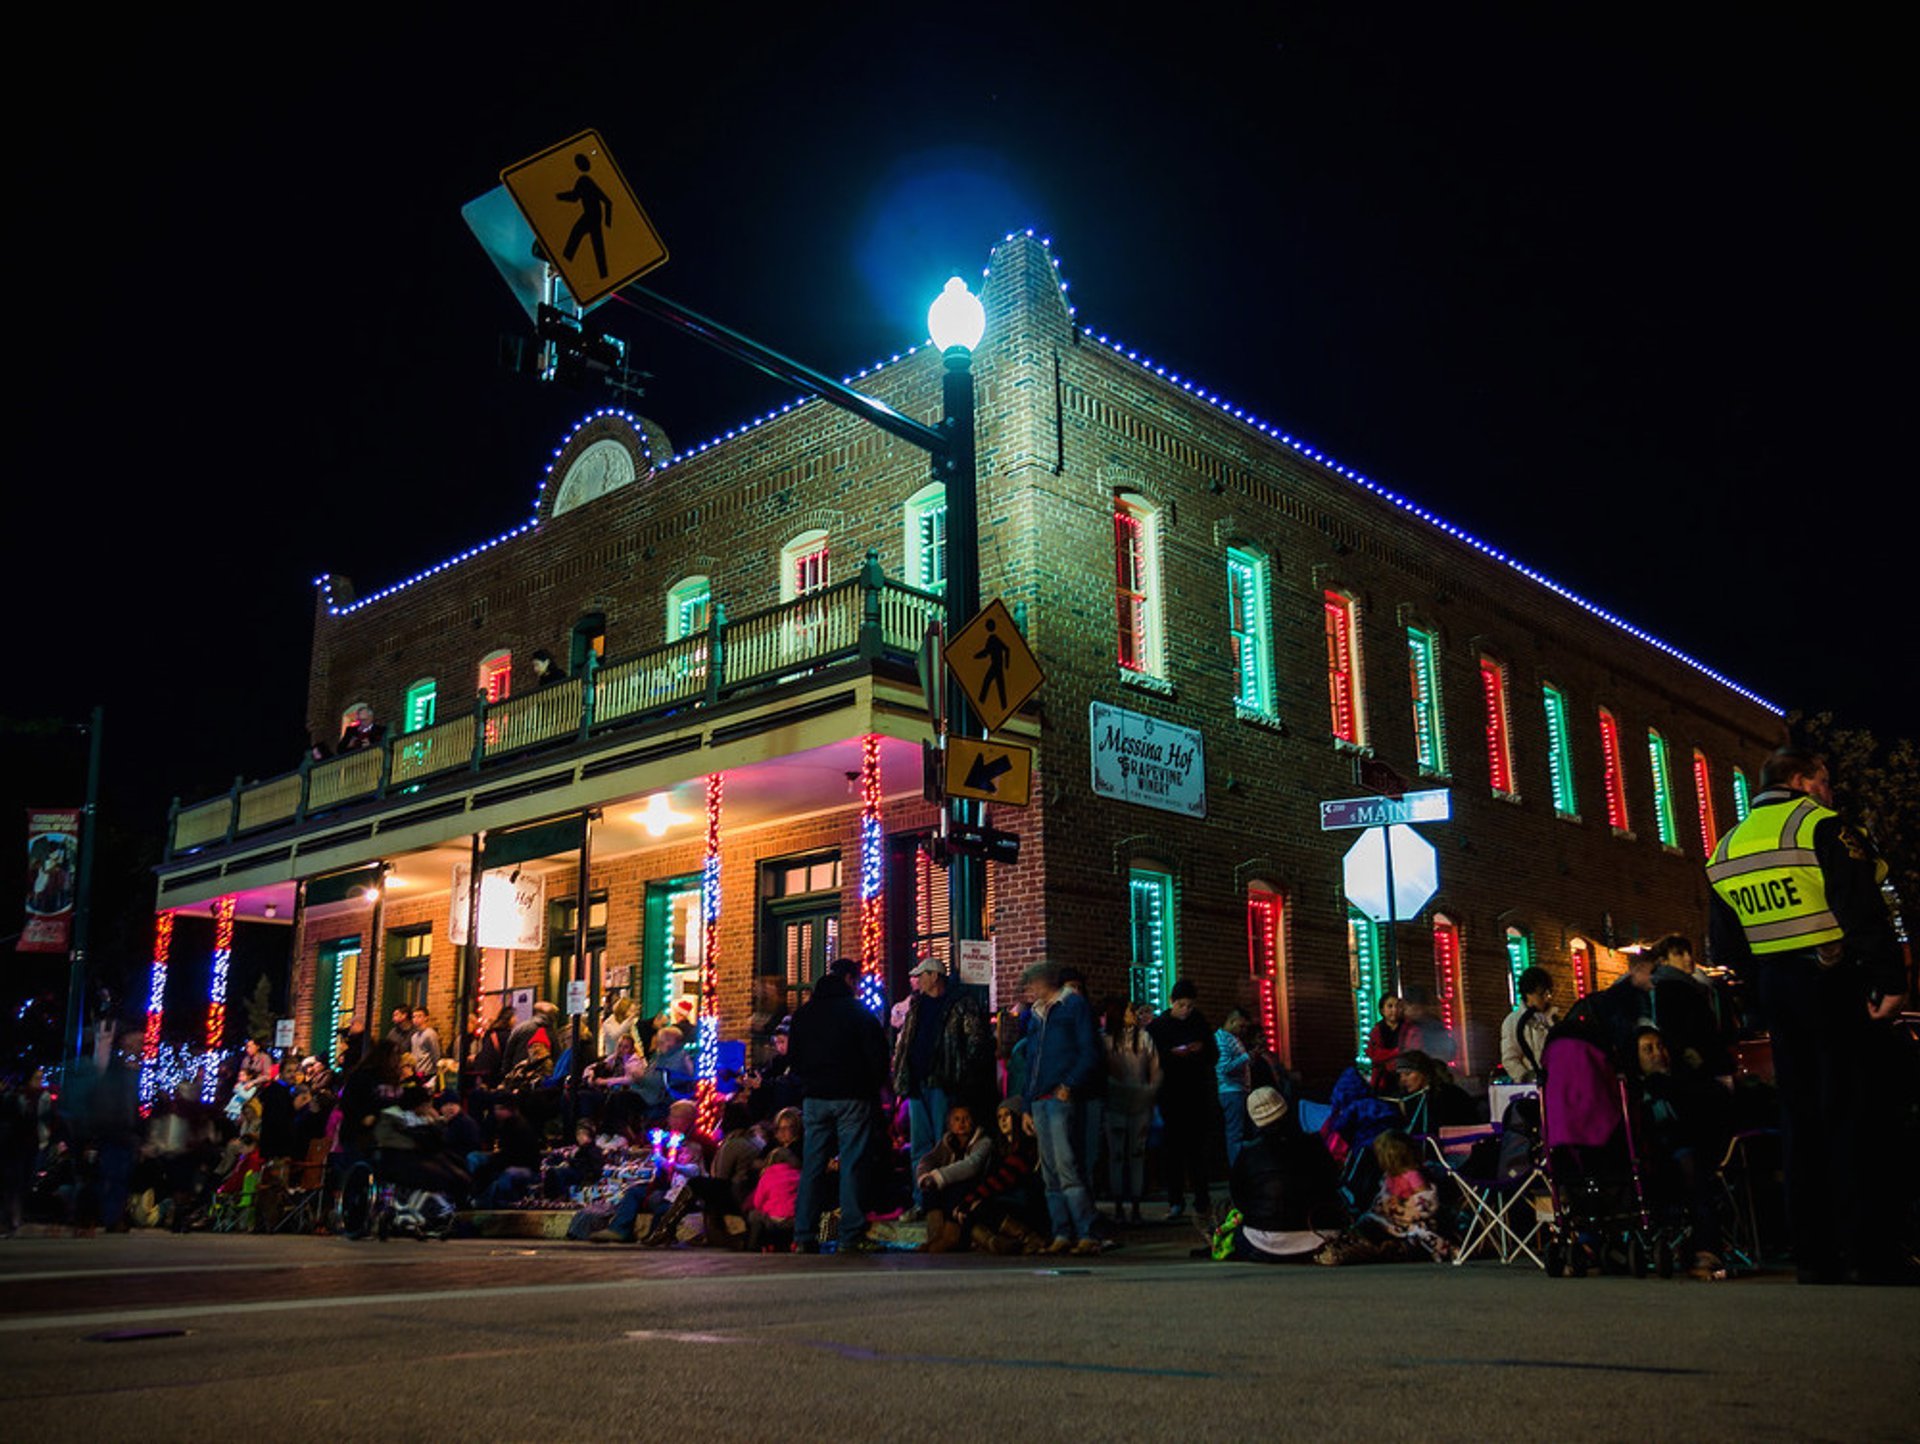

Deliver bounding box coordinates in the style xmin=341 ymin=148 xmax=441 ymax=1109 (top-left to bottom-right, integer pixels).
xmin=1706 ymin=746 xmax=1908 ymax=1283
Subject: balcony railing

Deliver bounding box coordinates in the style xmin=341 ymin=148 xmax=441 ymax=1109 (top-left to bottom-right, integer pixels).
xmin=166 ymin=555 xmax=946 ymax=859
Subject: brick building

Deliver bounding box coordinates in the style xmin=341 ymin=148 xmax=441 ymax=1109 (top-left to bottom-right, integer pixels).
xmin=152 ymin=231 xmax=1783 ymax=1092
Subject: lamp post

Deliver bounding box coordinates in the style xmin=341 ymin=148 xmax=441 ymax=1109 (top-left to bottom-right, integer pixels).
xmin=611 ymin=277 xmax=989 ymax=1004
xmin=926 ymin=278 xmax=988 ymax=971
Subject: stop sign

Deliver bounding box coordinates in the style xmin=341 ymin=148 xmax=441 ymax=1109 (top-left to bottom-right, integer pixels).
xmin=1342 ymin=824 xmax=1439 ymax=923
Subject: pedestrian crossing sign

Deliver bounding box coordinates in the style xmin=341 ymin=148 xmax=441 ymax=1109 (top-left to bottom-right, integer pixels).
xmin=500 ymin=129 xmax=667 ymax=307
xmin=944 ymin=598 xmax=1043 ymax=734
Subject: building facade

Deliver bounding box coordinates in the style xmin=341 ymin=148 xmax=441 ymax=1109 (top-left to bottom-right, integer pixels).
xmin=152 ymin=232 xmax=1783 ymax=1093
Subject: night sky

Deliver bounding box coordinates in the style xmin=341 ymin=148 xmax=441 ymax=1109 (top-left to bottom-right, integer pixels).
xmin=4 ymin=9 xmax=1910 ymax=1015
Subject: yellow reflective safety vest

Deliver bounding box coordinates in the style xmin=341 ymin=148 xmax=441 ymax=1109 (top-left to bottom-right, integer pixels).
xmin=1705 ymin=796 xmax=1846 ymax=954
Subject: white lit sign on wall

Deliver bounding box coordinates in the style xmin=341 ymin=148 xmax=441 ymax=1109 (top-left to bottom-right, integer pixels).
xmin=448 ymin=864 xmax=547 ymax=951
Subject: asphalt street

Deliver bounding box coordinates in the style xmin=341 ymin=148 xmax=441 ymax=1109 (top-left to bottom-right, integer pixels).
xmin=0 ymin=1232 xmax=1912 ymax=1442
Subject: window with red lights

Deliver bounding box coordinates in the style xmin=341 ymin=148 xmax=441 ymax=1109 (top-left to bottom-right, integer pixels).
xmin=781 ymin=531 xmax=830 ymax=656
xmin=478 ymin=650 xmax=512 ymax=704
xmin=1246 ymin=887 xmax=1289 ymax=1067
xmin=1692 ymin=748 xmax=1719 ymax=854
xmin=1324 ymin=590 xmax=1364 ymax=743
xmin=1570 ymin=938 xmax=1593 ymax=998
xmin=1598 ymin=708 xmax=1630 ymax=832
xmin=790 ymin=540 xmax=828 ymax=597
xmin=1115 ymin=500 xmax=1151 ymax=671
xmin=1480 ymin=657 xmax=1515 ymax=795
xmin=1432 ymin=914 xmax=1468 ymax=1070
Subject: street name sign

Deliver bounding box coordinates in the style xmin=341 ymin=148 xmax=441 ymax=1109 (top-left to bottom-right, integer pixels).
xmin=945 ymin=599 xmax=1043 ymax=734
xmin=946 ymin=736 xmax=1033 ymax=807
xmin=500 ymin=130 xmax=667 ymax=308
xmin=1342 ymin=824 xmax=1440 ymax=922
xmin=1320 ymin=788 xmax=1452 ymax=831
xmin=945 ymin=822 xmax=1020 ymax=863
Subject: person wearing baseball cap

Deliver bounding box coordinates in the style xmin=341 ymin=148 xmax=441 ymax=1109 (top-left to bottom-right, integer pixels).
xmin=890 ymin=957 xmax=994 ymax=1216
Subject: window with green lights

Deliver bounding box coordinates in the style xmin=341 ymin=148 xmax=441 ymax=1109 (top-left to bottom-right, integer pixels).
xmin=666 ymin=576 xmax=711 ymax=642
xmin=1407 ymin=627 xmax=1448 ymax=775
xmin=1648 ymin=729 xmax=1679 ymax=848
xmin=1128 ymin=867 xmax=1176 ymax=1010
xmin=403 ymin=679 xmax=437 ymax=734
xmin=904 ymin=484 xmax=947 ymax=595
xmin=1348 ymin=907 xmax=1385 ymax=1066
xmin=1227 ymin=547 xmax=1274 ymax=715
xmin=1731 ymin=766 xmax=1751 ymax=822
xmin=1504 ymin=926 xmax=1534 ymax=1007
xmin=1543 ymin=684 xmax=1578 ymax=817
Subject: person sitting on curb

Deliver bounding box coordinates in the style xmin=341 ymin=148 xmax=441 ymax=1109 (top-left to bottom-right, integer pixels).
xmin=916 ymin=1103 xmax=994 ymax=1252
xmin=1204 ymin=1087 xmax=1339 ymax=1262
xmin=955 ymin=1098 xmax=1045 ymax=1255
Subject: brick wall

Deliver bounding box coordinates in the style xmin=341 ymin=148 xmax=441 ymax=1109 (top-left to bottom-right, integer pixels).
xmin=298 ymin=232 xmax=1782 ymax=1092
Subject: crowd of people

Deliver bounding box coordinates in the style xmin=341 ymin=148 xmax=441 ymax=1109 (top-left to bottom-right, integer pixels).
xmin=5 ymin=747 xmax=1913 ymax=1283
xmin=0 ymin=945 xmax=1722 ymax=1272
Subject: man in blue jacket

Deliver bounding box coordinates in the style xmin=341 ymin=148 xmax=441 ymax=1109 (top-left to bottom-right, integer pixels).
xmin=1021 ymin=961 xmax=1102 ymax=1254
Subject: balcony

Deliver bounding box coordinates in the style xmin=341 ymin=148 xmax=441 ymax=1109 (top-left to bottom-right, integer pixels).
xmin=165 ymin=555 xmax=944 ymax=867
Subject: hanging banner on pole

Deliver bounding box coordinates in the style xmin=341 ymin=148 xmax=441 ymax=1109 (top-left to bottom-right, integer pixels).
xmin=21 ymin=808 xmax=81 ymax=953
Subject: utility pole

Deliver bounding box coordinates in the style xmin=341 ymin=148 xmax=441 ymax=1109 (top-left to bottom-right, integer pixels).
xmin=65 ymin=706 xmax=104 ymax=1069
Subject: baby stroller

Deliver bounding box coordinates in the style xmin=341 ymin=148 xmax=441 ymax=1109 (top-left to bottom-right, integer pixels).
xmin=1537 ymin=1033 xmax=1683 ymax=1278
xmin=372 ymin=1182 xmax=454 ymax=1241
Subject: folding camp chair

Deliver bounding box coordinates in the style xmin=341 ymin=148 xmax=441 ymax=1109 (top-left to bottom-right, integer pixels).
xmin=208 ymin=1169 xmax=259 ymax=1233
xmin=273 ymin=1140 xmax=332 ymax=1234
xmin=1424 ymin=1126 xmax=1546 ymax=1267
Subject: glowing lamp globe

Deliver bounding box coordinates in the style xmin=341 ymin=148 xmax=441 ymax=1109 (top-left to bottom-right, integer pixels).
xmin=927 ymin=277 xmax=986 ymax=352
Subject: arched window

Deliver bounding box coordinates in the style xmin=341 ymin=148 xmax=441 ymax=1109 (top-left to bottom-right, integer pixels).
xmin=780 ymin=532 xmax=830 ymax=657
xmin=1731 ymin=766 xmax=1752 ymax=822
xmin=1127 ymin=865 xmax=1176 ymax=1009
xmin=1480 ymin=656 xmax=1515 ymax=796
xmin=478 ymin=649 xmax=512 ymax=704
xmin=1648 ymin=728 xmax=1679 ymax=849
xmin=1503 ymin=925 xmax=1534 ymax=1007
xmin=1691 ymin=747 xmax=1719 ymax=854
xmin=402 ymin=679 xmax=437 ymax=734
xmin=571 ymin=612 xmax=606 ymax=673
xmin=665 ymin=577 xmax=711 ymax=641
xmin=1433 ymin=914 xmax=1468 ymax=1071
xmin=1227 ymin=548 xmax=1274 ymax=715
xmin=1246 ymin=884 xmax=1289 ymax=1067
xmin=1348 ymin=907 xmax=1386 ymax=1066
xmin=1407 ymin=626 xmax=1447 ymax=775
xmin=903 ymin=483 xmax=947 ymax=594
xmin=1598 ymin=708 xmax=1631 ymax=833
xmin=1114 ymin=495 xmax=1164 ymax=676
xmin=1542 ymin=684 xmax=1578 ymax=818
xmin=339 ymin=701 xmax=373 ymax=740
xmin=1324 ymin=590 xmax=1366 ymax=745
xmin=780 ymin=530 xmax=829 ymax=601
xmin=1570 ymin=937 xmax=1594 ymax=999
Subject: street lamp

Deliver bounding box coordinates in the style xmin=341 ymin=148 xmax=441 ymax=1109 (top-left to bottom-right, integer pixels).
xmin=611 ymin=275 xmax=991 ymax=1006
xmin=928 ymin=278 xmax=986 ymax=976
xmin=927 ymin=277 xmax=986 ymax=352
